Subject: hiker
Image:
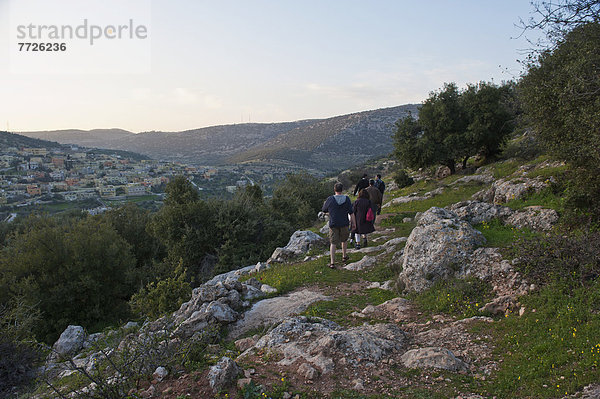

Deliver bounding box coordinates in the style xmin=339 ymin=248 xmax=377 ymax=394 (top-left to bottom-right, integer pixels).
xmin=365 ymin=179 xmax=382 ymax=219
xmin=322 ymin=182 xmax=353 ymax=268
xmin=352 ymin=189 xmax=375 ymax=249
xmin=374 ymin=174 xmax=385 ymax=195
xmin=374 ymin=174 xmax=385 ymax=214
xmin=353 ymin=173 xmax=370 ymax=196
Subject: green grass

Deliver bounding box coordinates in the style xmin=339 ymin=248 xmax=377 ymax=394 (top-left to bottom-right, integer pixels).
xmin=475 ymin=219 xmax=540 ymax=248
xmin=473 ymin=279 xmax=600 ymax=398
xmin=383 ymin=183 xmax=485 ymax=214
xmin=302 ymin=288 xmax=397 ymax=326
xmin=243 ymin=253 xmax=367 ymax=294
xmin=412 ymin=277 xmax=494 ymax=319
xmin=491 ymin=159 xmax=523 ymax=178
xmin=504 ymin=187 xmax=564 ymax=211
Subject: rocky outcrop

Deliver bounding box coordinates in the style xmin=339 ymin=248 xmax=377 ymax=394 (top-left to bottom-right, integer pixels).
xmin=51 ymin=325 xmax=86 ymax=360
xmin=505 ymin=206 xmax=559 ymax=231
xmin=473 ymin=177 xmax=550 ymax=204
xmin=401 ymin=347 xmax=469 ymax=372
xmin=208 ymin=357 xmax=241 ymax=393
xmin=398 ymin=207 xmax=485 ymax=292
xmin=268 ymin=230 xmax=326 ymax=263
xmin=448 ymin=200 xmax=513 ymax=225
xmin=240 ymin=316 xmax=407 ymax=375
xmin=228 ymin=290 xmax=330 ymax=339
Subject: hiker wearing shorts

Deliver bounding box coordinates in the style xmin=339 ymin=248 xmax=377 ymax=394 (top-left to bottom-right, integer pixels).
xmin=322 ymin=182 xmax=353 ymax=268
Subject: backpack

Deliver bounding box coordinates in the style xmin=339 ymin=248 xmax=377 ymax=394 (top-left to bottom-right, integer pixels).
xmin=366 ymin=207 xmax=375 ymax=222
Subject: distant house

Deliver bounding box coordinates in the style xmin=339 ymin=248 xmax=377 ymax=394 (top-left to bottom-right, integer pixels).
xmin=99 ymin=185 xmax=117 ymax=198
xmin=27 ymin=185 xmax=42 ymax=196
xmin=125 ymin=184 xmax=147 ymax=196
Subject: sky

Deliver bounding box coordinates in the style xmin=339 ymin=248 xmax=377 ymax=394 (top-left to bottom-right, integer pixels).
xmin=0 ymin=0 xmax=542 ymax=133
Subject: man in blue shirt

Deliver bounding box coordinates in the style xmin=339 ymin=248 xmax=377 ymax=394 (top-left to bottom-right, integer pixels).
xmin=322 ymin=182 xmax=353 ymax=268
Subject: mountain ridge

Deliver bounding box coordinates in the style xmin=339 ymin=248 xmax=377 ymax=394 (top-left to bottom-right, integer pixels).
xmin=19 ymin=104 xmax=419 ymax=171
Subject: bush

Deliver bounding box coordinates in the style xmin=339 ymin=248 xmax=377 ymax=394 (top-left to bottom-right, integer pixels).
xmin=510 ymin=231 xmax=600 ymax=287
xmin=0 ymin=338 xmax=41 ymax=397
xmin=129 ymin=260 xmax=191 ymax=319
xmin=392 ymin=169 xmax=414 ymax=188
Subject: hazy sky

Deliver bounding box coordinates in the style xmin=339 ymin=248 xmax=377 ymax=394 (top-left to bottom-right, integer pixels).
xmin=0 ymin=0 xmax=541 ymax=133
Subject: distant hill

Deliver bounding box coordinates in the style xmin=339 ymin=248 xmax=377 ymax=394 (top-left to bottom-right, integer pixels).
xmin=19 ymin=105 xmax=419 ymax=171
xmin=1 ymin=131 xmax=149 ymax=161
xmin=21 ymin=128 xmax=135 ymax=149
xmin=0 ymin=130 xmax=63 ymax=149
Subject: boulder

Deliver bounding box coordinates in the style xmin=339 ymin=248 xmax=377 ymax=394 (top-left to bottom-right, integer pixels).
xmin=401 ymin=347 xmax=469 ymax=372
xmin=228 ymin=290 xmax=330 ymax=339
xmin=448 ymin=200 xmax=513 ymax=225
xmin=52 ymin=325 xmax=86 ymax=359
xmin=207 ymin=357 xmax=241 ymax=393
xmin=244 ymin=317 xmax=407 ymax=375
xmin=505 ymin=206 xmax=559 ymax=231
xmin=268 ymin=231 xmax=326 ymax=263
xmin=479 ymin=295 xmax=519 ymax=316
xmin=343 ymin=255 xmax=377 ymax=271
xmin=153 ymin=366 xmax=168 ymax=382
xmin=435 ymin=165 xmax=452 ymax=179
xmin=473 ymin=177 xmax=549 ymax=204
xmin=398 ymin=207 xmax=485 ymax=293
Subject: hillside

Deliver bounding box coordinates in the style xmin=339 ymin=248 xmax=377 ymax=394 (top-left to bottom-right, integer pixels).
xmin=31 ymin=153 xmax=600 ymax=399
xmin=0 ymin=130 xmax=63 ymax=149
xmin=19 ymin=105 xmax=419 ymax=171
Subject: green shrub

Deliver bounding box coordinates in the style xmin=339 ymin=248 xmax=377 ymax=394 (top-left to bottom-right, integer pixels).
xmin=130 ymin=260 xmax=191 ymax=319
xmin=392 ymin=169 xmax=414 ymax=188
xmin=509 ymin=231 xmax=600 ymax=288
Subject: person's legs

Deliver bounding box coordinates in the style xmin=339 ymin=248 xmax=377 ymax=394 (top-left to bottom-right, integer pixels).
xmin=341 ymin=241 xmax=347 ymax=260
xmin=330 ymin=243 xmax=336 ymax=265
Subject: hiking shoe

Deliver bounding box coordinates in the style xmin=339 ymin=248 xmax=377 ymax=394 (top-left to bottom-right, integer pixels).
xmin=328 ymin=263 xmax=336 ymax=269
xmin=355 ymin=243 xmax=361 ymax=250
xmin=342 ymin=255 xmax=350 ymax=262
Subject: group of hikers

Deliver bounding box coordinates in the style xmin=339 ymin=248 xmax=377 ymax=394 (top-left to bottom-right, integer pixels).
xmin=321 ymin=174 xmax=386 ymax=268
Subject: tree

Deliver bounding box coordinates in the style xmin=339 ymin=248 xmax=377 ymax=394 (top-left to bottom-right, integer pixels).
xmin=520 ymin=0 xmax=600 ymax=44
xmin=393 ymin=82 xmax=516 ymax=173
xmin=270 ymin=172 xmax=331 ymax=227
xmin=462 ymin=82 xmax=516 ymax=163
xmin=519 ymin=22 xmax=600 ymax=215
xmin=0 ymin=216 xmax=137 ymax=343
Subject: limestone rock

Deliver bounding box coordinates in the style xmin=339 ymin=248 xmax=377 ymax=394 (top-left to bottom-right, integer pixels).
xmin=436 ymin=165 xmax=452 ymax=179
xmin=479 ymin=295 xmax=519 ymax=316
xmin=52 ymin=325 xmax=86 ymax=359
xmin=343 ymin=255 xmax=377 ymax=271
xmin=401 ymin=347 xmax=469 ymax=372
xmin=398 ymin=207 xmax=485 ymax=292
xmin=505 ymin=206 xmax=559 ymax=231
xmin=298 ymin=362 xmax=318 ymax=380
xmin=229 ymin=290 xmax=330 ymax=339
xmin=448 ymin=200 xmax=513 ymax=225
xmin=153 ymin=366 xmax=168 ymax=382
xmin=268 ymin=230 xmax=326 ymax=263
xmin=207 ymin=357 xmax=241 ymax=393
xmin=244 ymin=317 xmax=407 ymax=375
xmin=473 ymin=177 xmax=549 ymax=204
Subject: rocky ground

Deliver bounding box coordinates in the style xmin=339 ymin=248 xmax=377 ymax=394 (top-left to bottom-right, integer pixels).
xmin=41 ymin=161 xmax=600 ymax=399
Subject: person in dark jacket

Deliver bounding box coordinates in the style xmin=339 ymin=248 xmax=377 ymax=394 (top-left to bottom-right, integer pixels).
xmin=322 ymin=182 xmax=353 ymax=268
xmin=374 ymin=174 xmax=385 ymax=214
xmin=365 ymin=179 xmax=382 ymax=219
xmin=352 ymin=189 xmax=375 ymax=249
xmin=353 ymin=174 xmax=370 ymax=196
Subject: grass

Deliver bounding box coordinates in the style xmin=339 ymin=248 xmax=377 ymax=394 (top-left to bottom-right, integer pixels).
xmin=490 ymin=159 xmax=523 ymax=178
xmin=383 ymin=182 xmax=485 ymax=214
xmin=475 ymin=218 xmax=540 ymax=248
xmin=302 ymin=288 xmax=397 ymax=326
xmin=242 ymin=253 xmax=367 ymax=295
xmin=504 ymin=187 xmax=564 ymax=211
xmin=471 ymin=279 xmax=600 ymax=398
xmin=412 ymin=277 xmax=494 ymax=319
